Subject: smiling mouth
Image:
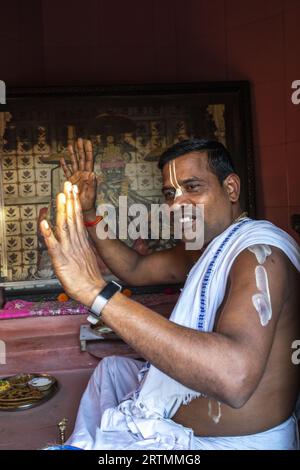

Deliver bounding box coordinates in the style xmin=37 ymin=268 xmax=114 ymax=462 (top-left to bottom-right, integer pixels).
xmin=178 ymin=216 xmax=196 ymax=223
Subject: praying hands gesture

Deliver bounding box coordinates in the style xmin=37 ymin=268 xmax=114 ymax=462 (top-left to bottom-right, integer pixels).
xmin=40 ymin=181 xmax=105 ymax=307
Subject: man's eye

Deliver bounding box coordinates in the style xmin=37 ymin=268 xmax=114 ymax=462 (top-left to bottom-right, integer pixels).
xmin=185 ymin=184 xmax=200 ymax=192
xmin=163 ymin=190 xmax=175 ymax=200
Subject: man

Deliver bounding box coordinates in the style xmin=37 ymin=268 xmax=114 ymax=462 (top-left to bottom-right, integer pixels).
xmin=41 ymin=138 xmax=300 ymax=450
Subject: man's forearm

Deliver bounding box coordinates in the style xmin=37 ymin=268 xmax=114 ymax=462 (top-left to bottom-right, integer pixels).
xmin=84 ymin=209 xmax=141 ymax=284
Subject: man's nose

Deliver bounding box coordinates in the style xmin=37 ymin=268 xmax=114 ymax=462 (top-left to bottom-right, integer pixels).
xmin=169 ymin=194 xmax=189 ymax=211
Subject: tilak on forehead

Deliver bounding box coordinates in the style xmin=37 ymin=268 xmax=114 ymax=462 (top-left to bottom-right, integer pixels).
xmin=169 ymin=160 xmax=183 ymax=199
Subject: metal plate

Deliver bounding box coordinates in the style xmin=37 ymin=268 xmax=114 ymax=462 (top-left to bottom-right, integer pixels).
xmin=0 ymin=373 xmax=59 ymax=411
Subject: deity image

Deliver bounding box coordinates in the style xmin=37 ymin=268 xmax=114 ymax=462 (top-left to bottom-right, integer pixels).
xmin=93 ymin=133 xmax=132 ymax=206
xmin=92 ymin=132 xmax=162 ymax=250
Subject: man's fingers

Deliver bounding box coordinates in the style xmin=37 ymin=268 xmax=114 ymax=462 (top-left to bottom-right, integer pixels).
xmin=68 ymin=144 xmax=79 ymax=173
xmin=76 ymin=138 xmax=85 ymax=171
xmin=73 ymin=185 xmax=90 ymax=249
xmin=91 ymin=173 xmax=97 ymax=192
xmin=60 ymin=158 xmax=72 ymax=178
xmin=64 ymin=181 xmax=77 ymax=243
xmin=40 ymin=219 xmax=61 ymax=255
xmin=72 ymin=185 xmax=83 ymax=225
xmin=56 ymin=192 xmax=70 ymax=245
xmin=84 ymin=139 xmax=94 ymax=172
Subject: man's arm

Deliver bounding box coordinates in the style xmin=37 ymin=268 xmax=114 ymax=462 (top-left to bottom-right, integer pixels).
xmin=41 ymin=182 xmax=287 ymax=409
xmin=85 ymin=213 xmax=193 ymax=285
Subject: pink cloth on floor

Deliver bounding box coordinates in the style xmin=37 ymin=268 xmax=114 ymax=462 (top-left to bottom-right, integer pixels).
xmin=0 ymin=299 xmax=89 ymax=319
xmin=0 ymin=293 xmax=179 ymax=320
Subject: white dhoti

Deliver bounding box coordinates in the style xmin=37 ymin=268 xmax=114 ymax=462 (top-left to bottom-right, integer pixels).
xmin=67 ymin=356 xmax=145 ymax=449
xmin=67 ymin=356 xmax=299 ymax=450
xmin=66 ymin=356 xmax=195 ymax=450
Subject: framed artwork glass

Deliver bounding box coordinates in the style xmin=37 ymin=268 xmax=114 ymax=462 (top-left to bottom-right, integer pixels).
xmin=0 ymin=82 xmax=255 ymax=294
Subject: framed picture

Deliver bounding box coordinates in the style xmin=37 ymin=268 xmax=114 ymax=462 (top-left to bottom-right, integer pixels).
xmin=0 ymin=82 xmax=255 ymax=293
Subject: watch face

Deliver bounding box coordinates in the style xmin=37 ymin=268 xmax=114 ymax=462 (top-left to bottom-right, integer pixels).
xmin=101 ymin=282 xmax=122 ymax=300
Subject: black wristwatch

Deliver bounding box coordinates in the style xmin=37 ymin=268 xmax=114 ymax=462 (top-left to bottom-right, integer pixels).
xmin=87 ymin=281 xmax=122 ymax=325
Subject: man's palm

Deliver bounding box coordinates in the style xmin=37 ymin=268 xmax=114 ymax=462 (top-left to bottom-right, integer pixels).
xmin=68 ymin=170 xmax=96 ymax=212
xmin=60 ymin=139 xmax=97 ymax=213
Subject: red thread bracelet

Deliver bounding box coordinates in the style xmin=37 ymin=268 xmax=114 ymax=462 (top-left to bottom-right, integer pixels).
xmin=84 ymin=215 xmax=103 ymax=227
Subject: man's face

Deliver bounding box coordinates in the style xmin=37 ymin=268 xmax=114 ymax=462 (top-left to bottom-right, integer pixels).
xmin=161 ymin=152 xmax=240 ymax=246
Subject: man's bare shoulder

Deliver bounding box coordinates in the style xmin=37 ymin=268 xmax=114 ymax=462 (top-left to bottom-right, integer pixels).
xmin=231 ymin=245 xmax=290 ymax=281
xmin=228 ymin=244 xmax=297 ymax=318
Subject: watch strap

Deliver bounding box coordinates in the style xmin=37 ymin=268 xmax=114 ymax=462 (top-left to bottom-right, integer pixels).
xmin=87 ymin=280 xmax=122 ymax=324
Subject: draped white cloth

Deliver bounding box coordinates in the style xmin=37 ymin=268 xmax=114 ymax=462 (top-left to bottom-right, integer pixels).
xmin=67 ymin=219 xmax=300 ymax=450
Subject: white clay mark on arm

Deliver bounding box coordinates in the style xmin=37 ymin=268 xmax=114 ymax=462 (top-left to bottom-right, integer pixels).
xmin=248 ymin=244 xmax=272 ymax=264
xmin=252 ymin=265 xmax=272 ymax=326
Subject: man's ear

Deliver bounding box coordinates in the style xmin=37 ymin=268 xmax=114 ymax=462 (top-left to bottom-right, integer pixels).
xmin=223 ymin=174 xmax=240 ymax=202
